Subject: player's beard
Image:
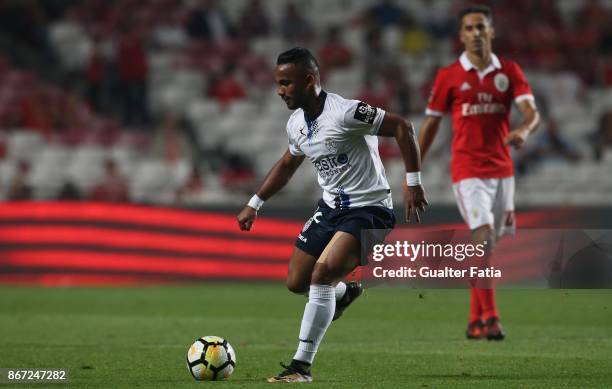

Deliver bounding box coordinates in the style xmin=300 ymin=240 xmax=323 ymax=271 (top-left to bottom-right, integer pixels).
xmin=285 ymin=95 xmax=301 ymax=110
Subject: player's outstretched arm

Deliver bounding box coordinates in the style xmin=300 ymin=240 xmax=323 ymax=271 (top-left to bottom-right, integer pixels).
xmin=418 ymin=115 xmax=442 ymax=161
xmin=378 ymin=113 xmax=428 ymax=223
xmin=237 ymin=149 xmax=305 ymax=231
xmin=504 ymin=99 xmax=540 ymax=149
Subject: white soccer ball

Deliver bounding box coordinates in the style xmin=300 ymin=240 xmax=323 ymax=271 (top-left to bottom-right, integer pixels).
xmin=186 ymin=336 xmax=236 ymax=381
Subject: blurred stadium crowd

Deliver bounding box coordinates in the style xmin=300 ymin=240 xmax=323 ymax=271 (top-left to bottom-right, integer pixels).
xmin=0 ymin=0 xmax=611 ymax=206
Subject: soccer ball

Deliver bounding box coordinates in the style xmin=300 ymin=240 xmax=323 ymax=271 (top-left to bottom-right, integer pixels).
xmin=186 ymin=336 xmax=236 ymax=381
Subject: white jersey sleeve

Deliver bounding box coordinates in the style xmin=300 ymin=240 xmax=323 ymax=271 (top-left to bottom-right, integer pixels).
xmin=286 ymin=114 xmax=305 ymax=156
xmin=341 ymin=100 xmax=386 ymax=136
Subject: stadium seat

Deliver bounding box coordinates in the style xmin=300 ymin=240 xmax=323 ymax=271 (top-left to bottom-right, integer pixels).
xmin=6 ymin=130 xmax=45 ymax=163
xmin=327 ymin=68 xmax=362 ymax=98
xmin=30 ymin=159 xmax=69 ymax=199
xmin=169 ymin=158 xmax=192 ymax=189
xmin=186 ymin=99 xmax=222 ymax=129
xmin=174 ymin=70 xmax=205 ymax=93
xmin=34 ymin=145 xmax=73 ymax=170
xmin=66 ymin=146 xmax=108 ymax=192
xmin=130 ymin=159 xmax=174 ymax=203
xmin=251 ymin=37 xmax=285 ymax=58
xmin=283 ymin=163 xmax=318 ymax=198
xmin=48 ymin=21 xmax=92 ymax=71
xmin=226 ymin=101 xmax=258 ymax=119
xmin=149 ymin=51 xmax=177 ymax=73
xmin=0 ymin=160 xmax=16 ymax=198
xmin=157 ymin=84 xmax=202 ymax=116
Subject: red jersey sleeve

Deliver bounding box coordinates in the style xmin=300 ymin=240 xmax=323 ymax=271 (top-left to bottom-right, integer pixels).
xmin=425 ymin=69 xmax=451 ymax=116
xmin=509 ymin=62 xmax=533 ymax=103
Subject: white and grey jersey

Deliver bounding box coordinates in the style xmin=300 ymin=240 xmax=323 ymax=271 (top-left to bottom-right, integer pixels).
xmin=286 ymin=91 xmax=392 ymax=209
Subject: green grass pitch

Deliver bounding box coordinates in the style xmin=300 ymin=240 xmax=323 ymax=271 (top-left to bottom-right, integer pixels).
xmin=1 ymin=284 xmax=611 ymax=388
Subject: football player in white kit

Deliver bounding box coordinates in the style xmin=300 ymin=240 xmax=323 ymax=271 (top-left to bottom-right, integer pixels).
xmin=237 ymin=47 xmax=428 ymax=382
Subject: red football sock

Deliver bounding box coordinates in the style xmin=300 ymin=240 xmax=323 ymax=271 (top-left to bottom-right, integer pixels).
xmin=478 ymin=288 xmax=498 ymax=321
xmin=469 ymin=287 xmax=482 ymax=323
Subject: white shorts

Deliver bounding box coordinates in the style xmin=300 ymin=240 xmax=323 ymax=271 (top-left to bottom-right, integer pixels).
xmin=452 ymin=177 xmax=516 ymax=236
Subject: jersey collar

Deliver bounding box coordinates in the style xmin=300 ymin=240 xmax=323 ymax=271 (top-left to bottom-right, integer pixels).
xmin=304 ymin=90 xmax=327 ymax=123
xmin=459 ymin=52 xmax=501 ymax=80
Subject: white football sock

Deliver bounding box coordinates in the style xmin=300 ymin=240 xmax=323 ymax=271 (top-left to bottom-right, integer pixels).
xmin=334 ymin=281 xmax=347 ymax=301
xmin=293 ymin=284 xmax=335 ymax=364
xmin=302 ymin=282 xmax=346 ymax=301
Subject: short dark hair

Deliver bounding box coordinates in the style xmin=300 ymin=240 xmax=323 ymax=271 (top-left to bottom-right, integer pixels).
xmin=458 ymin=5 xmax=493 ymax=27
xmin=277 ymin=47 xmax=319 ymax=74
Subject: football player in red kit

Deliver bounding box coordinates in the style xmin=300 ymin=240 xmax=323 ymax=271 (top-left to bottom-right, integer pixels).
xmin=418 ymin=5 xmax=540 ymax=340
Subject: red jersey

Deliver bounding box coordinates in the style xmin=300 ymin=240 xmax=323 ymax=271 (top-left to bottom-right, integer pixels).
xmin=426 ymin=53 xmax=533 ymax=183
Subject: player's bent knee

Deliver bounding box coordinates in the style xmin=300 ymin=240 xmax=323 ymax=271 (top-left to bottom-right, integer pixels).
xmin=286 ymin=277 xmax=309 ymax=294
xmin=310 ymin=263 xmax=335 ymax=286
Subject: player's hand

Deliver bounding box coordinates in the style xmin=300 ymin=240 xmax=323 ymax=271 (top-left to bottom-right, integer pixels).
xmin=504 ymin=127 xmax=530 ymax=149
xmin=237 ymin=206 xmax=257 ymax=231
xmin=404 ymin=185 xmax=428 ymax=223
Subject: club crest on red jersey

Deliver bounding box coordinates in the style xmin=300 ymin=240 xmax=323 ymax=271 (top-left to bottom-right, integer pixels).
xmin=494 ymin=73 xmax=509 ymax=92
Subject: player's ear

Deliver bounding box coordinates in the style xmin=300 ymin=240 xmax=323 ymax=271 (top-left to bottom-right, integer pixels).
xmin=305 ymin=73 xmax=316 ymax=89
xmin=490 ymin=26 xmax=495 ymax=40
